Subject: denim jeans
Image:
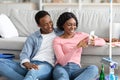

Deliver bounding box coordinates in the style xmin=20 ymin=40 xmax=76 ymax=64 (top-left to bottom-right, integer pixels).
xmin=53 ymin=62 xmax=98 ymax=80
xmin=0 ymin=59 xmax=53 ymax=80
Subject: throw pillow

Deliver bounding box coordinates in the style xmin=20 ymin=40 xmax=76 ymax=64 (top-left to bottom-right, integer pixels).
xmin=0 ymin=14 xmax=18 ymax=38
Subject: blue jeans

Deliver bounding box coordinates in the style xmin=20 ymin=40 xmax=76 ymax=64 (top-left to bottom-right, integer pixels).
xmin=0 ymin=59 xmax=53 ymax=80
xmin=53 ymin=62 xmax=98 ymax=80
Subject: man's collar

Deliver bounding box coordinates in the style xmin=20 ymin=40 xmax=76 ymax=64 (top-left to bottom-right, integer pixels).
xmin=35 ymin=28 xmax=63 ymax=37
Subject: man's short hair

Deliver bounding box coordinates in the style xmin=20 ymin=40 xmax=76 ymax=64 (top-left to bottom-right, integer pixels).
xmin=35 ymin=10 xmax=50 ymax=25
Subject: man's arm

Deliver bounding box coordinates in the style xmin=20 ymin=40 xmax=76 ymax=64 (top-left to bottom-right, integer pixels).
xmin=20 ymin=36 xmax=35 ymax=69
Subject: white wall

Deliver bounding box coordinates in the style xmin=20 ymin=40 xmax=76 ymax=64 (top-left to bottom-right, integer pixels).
xmin=0 ymin=0 xmax=17 ymax=3
xmin=30 ymin=0 xmax=39 ymax=9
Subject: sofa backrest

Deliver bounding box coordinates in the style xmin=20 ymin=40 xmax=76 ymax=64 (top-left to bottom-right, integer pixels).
xmin=47 ymin=9 xmax=110 ymax=38
xmin=7 ymin=8 xmax=110 ymax=38
xmin=9 ymin=9 xmax=39 ymax=37
xmin=2 ymin=6 xmax=120 ymax=38
xmin=1 ymin=4 xmax=120 ymax=38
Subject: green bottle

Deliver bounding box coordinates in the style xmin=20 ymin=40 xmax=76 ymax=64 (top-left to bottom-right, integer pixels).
xmin=99 ymin=64 xmax=105 ymax=80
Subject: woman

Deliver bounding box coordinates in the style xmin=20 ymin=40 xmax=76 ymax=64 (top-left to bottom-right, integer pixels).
xmin=53 ymin=12 xmax=106 ymax=80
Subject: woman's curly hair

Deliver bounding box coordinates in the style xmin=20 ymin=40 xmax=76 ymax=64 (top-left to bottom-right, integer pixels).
xmin=57 ymin=12 xmax=78 ymax=31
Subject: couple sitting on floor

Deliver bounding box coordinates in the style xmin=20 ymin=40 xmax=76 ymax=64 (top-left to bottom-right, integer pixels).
xmin=0 ymin=10 xmax=106 ymax=80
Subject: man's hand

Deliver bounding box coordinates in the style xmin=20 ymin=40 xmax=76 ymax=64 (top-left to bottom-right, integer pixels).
xmin=23 ymin=62 xmax=38 ymax=70
xmin=77 ymin=37 xmax=88 ymax=48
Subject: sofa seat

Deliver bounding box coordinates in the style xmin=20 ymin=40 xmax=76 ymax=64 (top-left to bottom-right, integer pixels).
xmin=0 ymin=37 xmax=26 ymax=59
xmin=81 ymin=45 xmax=109 ymax=72
xmin=0 ymin=37 xmax=26 ymax=50
xmin=83 ymin=45 xmax=109 ymax=56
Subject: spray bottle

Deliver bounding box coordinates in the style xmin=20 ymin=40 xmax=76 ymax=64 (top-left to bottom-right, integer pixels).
xmin=109 ymin=62 xmax=116 ymax=80
xmin=88 ymin=31 xmax=98 ymax=45
xmin=101 ymin=57 xmax=118 ymax=80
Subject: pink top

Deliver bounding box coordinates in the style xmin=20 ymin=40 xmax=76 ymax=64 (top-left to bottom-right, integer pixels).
xmin=53 ymin=32 xmax=106 ymax=66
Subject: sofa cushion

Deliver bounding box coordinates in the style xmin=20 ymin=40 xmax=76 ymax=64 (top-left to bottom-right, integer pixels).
xmin=0 ymin=14 xmax=18 ymax=38
xmin=10 ymin=9 xmax=39 ymax=37
xmin=10 ymin=8 xmax=71 ymax=37
xmin=82 ymin=45 xmax=109 ymax=56
xmin=112 ymin=23 xmax=120 ymax=39
xmin=9 ymin=8 xmax=109 ymax=38
xmin=47 ymin=8 xmax=72 ymax=28
xmin=0 ymin=37 xmax=26 ymax=50
xmin=47 ymin=9 xmax=109 ymax=38
xmin=112 ymin=47 xmax=120 ymax=55
xmin=75 ymin=9 xmax=109 ymax=38
xmin=82 ymin=45 xmax=120 ymax=56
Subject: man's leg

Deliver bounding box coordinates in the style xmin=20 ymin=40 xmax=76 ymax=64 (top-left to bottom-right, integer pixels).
xmin=73 ymin=65 xmax=98 ymax=80
xmin=0 ymin=59 xmax=27 ymax=80
xmin=23 ymin=61 xmax=53 ymax=80
xmin=53 ymin=64 xmax=69 ymax=80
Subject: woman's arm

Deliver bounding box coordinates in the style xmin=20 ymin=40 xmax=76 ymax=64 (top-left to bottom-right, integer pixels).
xmin=93 ymin=38 xmax=106 ymax=46
xmin=20 ymin=36 xmax=34 ymax=68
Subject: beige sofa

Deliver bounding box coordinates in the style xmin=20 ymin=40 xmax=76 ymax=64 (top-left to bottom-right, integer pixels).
xmin=0 ymin=3 xmax=120 ymax=75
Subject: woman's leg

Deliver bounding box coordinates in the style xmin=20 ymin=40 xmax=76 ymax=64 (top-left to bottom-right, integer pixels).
xmin=73 ymin=65 xmax=98 ymax=80
xmin=23 ymin=61 xmax=53 ymax=80
xmin=53 ymin=64 xmax=69 ymax=80
xmin=0 ymin=59 xmax=27 ymax=80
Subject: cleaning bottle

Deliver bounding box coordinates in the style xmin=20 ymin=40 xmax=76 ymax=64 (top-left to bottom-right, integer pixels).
xmin=99 ymin=64 xmax=105 ymax=80
xmin=109 ymin=63 xmax=115 ymax=80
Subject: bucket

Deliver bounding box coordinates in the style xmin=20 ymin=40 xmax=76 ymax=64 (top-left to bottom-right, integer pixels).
xmin=0 ymin=53 xmax=15 ymax=60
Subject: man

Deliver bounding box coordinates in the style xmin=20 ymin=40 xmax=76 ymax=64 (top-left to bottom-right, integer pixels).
xmin=0 ymin=10 xmax=62 ymax=80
